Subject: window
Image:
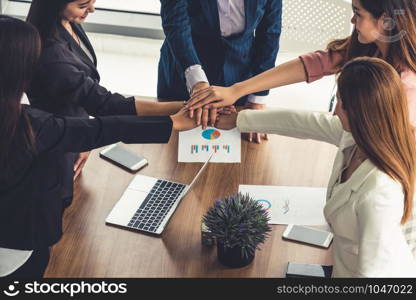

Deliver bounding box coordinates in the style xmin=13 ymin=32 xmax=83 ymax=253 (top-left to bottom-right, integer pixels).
xmin=2 ymin=0 xmax=161 ymax=15
xmin=2 ymin=0 xmax=163 ymax=39
xmin=95 ymin=0 xmax=160 ymax=15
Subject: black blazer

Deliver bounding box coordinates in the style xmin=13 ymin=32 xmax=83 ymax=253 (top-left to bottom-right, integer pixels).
xmin=27 ymin=23 xmax=138 ymax=206
xmin=27 ymin=23 xmax=135 ymax=118
xmin=0 ymin=105 xmax=172 ymax=250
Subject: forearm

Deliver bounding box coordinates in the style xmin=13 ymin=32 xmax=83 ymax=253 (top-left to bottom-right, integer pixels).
xmin=42 ymin=115 xmax=173 ymax=154
xmin=234 ymin=58 xmax=307 ymax=99
xmin=236 ymin=108 xmax=343 ymax=146
xmin=134 ymin=99 xmax=183 ymax=116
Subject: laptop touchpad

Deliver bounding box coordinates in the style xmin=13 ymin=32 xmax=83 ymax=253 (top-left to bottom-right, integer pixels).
xmin=106 ymin=189 xmax=148 ymax=226
xmin=128 ymin=175 xmax=158 ymax=193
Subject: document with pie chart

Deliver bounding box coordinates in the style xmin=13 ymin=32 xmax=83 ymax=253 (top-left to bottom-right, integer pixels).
xmin=238 ymin=185 xmax=328 ymax=226
xmin=178 ymin=127 xmax=241 ymax=163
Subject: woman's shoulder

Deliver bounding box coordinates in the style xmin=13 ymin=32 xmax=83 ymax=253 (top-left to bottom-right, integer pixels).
xmin=40 ymin=36 xmax=73 ymax=65
xmin=358 ymin=164 xmax=403 ymax=200
xmin=400 ymin=66 xmax=416 ymax=89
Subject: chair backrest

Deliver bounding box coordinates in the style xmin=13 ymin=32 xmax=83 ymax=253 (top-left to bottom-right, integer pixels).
xmin=279 ymin=0 xmax=352 ymax=53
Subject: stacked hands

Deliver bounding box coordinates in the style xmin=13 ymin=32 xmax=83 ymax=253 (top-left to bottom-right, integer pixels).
xmin=76 ymin=85 xmax=268 ymax=180
xmin=171 ymin=84 xmax=268 ymax=143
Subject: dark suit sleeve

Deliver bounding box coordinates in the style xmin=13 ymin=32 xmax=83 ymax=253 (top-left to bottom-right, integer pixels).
xmin=36 ymin=113 xmax=172 ymax=154
xmin=251 ymin=0 xmax=282 ymax=96
xmin=40 ymin=62 xmax=137 ymax=116
xmin=160 ymin=0 xmax=201 ymax=72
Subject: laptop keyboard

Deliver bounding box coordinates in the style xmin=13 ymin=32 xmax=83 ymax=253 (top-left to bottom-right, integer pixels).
xmin=127 ymin=180 xmax=186 ymax=233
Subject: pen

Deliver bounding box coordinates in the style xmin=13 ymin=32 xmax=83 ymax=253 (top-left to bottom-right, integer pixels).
xmin=329 ymin=83 xmax=338 ymax=112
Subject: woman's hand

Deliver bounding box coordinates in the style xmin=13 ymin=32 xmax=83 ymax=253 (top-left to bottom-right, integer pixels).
xmin=170 ymin=108 xmax=198 ymax=131
xmin=74 ymin=151 xmax=90 ymax=181
xmin=243 ymin=102 xmax=268 ymax=143
xmin=187 ymin=85 xmax=242 ymax=111
xmin=214 ymin=112 xmax=238 ymax=131
xmin=191 ymin=105 xmax=237 ymax=129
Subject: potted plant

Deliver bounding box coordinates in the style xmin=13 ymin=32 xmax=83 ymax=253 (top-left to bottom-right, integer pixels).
xmin=203 ymin=193 xmax=272 ymax=268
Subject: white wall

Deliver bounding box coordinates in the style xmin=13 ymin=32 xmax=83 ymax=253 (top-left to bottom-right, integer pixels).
xmin=0 ymin=0 xmax=7 ymax=13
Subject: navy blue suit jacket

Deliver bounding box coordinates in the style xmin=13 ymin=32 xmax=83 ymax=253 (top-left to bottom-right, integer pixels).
xmin=158 ymin=0 xmax=282 ymax=104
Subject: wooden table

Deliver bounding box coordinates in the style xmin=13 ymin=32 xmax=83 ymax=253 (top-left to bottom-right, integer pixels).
xmin=44 ymin=123 xmax=337 ymax=278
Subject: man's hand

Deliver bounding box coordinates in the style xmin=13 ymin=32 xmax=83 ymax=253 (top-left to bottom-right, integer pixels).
xmin=189 ymin=82 xmax=210 ymax=125
xmin=193 ymin=105 xmax=237 ymax=130
xmin=214 ymin=112 xmax=238 ymax=130
xmin=191 ymin=81 xmax=210 ymax=96
xmin=243 ymin=102 xmax=268 ymax=143
xmin=188 ymin=83 xmax=238 ymax=130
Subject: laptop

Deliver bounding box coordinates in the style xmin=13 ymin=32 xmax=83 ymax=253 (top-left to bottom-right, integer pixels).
xmin=106 ymin=154 xmax=213 ymax=235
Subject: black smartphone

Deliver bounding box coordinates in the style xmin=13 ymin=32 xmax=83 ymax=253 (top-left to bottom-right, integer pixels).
xmin=99 ymin=144 xmax=148 ymax=173
xmin=286 ymin=262 xmax=333 ymax=278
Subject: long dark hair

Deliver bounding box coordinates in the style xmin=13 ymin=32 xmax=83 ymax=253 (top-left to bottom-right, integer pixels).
xmin=327 ymin=0 xmax=416 ymax=74
xmin=0 ymin=16 xmax=40 ymax=182
xmin=27 ymin=0 xmax=76 ymax=42
xmin=338 ymin=57 xmax=416 ymax=224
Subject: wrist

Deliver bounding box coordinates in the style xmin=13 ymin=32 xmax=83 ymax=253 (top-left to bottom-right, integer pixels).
xmin=192 ymin=81 xmax=209 ymax=94
xmin=232 ymin=82 xmax=247 ymax=100
xmin=170 ymin=114 xmax=179 ymax=131
xmin=166 ymin=101 xmax=185 ymax=115
xmin=245 ymin=102 xmax=266 ymax=109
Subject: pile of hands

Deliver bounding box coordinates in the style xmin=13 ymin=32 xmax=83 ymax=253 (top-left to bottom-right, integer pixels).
xmin=75 ymin=83 xmax=269 ymax=182
xmin=172 ymin=82 xmax=268 ymax=143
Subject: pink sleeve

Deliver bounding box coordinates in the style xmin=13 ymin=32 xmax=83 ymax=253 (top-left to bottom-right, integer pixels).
xmin=299 ymin=50 xmax=345 ymax=83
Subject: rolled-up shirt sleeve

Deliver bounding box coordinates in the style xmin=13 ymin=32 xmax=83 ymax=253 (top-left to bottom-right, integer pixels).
xmin=184 ymin=65 xmax=209 ymax=95
xmin=299 ymin=50 xmax=345 ymax=83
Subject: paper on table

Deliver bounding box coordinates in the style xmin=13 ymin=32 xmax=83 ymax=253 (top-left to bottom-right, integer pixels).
xmin=178 ymin=127 xmax=241 ymax=163
xmin=239 ymin=185 xmax=328 ymax=226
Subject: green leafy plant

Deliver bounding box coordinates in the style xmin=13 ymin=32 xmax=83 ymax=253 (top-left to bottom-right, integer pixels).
xmin=203 ymin=193 xmax=272 ymax=258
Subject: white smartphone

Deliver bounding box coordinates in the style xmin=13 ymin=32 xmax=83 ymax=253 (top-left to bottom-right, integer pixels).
xmin=99 ymin=144 xmax=148 ymax=173
xmin=282 ymin=224 xmax=333 ymax=248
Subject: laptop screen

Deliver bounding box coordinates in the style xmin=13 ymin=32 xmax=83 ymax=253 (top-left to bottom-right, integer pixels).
xmin=182 ymin=153 xmax=214 ymax=196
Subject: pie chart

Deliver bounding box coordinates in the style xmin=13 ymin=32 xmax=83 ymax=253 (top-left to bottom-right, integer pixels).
xmin=256 ymin=199 xmax=272 ymax=211
xmin=202 ymin=129 xmax=221 ymax=140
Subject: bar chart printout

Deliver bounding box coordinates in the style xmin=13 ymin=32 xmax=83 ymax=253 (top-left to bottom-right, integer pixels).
xmin=179 ymin=127 xmax=241 ymax=163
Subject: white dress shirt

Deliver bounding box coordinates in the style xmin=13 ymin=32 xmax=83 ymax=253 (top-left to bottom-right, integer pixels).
xmin=79 ymin=39 xmax=94 ymax=63
xmin=237 ymin=108 xmax=416 ymax=277
xmin=185 ymin=0 xmax=267 ymax=104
